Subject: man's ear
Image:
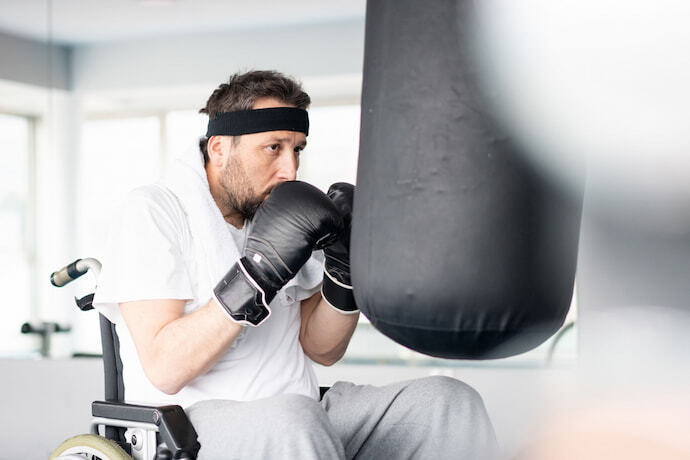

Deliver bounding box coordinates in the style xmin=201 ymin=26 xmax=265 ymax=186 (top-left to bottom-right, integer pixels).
xmin=207 ymin=135 xmax=227 ymax=168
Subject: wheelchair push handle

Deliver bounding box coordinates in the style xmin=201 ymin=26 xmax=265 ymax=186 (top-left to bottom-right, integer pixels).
xmin=50 ymin=258 xmax=102 ymax=287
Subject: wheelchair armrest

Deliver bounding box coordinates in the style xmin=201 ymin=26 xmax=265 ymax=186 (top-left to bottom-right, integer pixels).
xmin=92 ymin=400 xmax=200 ymax=459
xmin=319 ymin=386 xmax=330 ymax=400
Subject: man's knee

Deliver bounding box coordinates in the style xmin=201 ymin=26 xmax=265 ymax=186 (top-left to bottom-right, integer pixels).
xmin=407 ymin=375 xmax=481 ymax=399
xmin=404 ymin=376 xmax=496 ymax=450
xmin=264 ymin=394 xmax=344 ymax=457
xmin=402 ymin=376 xmax=488 ymax=417
xmin=266 ymin=393 xmax=328 ymax=433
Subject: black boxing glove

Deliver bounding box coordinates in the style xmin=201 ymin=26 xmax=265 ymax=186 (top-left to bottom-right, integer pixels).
xmin=213 ymin=181 xmax=343 ymax=326
xmin=321 ymin=182 xmax=359 ymax=314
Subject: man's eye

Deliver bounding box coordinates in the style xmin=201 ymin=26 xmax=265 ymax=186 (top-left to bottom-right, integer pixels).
xmin=267 ymin=144 xmax=280 ymax=152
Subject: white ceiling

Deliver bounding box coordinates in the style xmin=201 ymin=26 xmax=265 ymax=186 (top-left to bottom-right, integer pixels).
xmin=0 ymin=0 xmax=366 ymax=46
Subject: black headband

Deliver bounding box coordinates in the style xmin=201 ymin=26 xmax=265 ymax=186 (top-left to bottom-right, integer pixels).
xmin=206 ymin=107 xmax=309 ymax=137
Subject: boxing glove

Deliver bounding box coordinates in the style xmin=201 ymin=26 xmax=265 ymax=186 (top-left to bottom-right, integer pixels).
xmin=322 ymin=182 xmax=359 ymax=314
xmin=213 ymin=181 xmax=343 ymax=326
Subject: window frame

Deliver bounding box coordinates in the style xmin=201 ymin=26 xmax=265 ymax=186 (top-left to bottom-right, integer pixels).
xmin=0 ymin=111 xmax=39 ymax=355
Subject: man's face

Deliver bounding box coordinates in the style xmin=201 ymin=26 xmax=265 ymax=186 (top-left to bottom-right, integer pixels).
xmin=218 ymin=97 xmax=307 ymax=220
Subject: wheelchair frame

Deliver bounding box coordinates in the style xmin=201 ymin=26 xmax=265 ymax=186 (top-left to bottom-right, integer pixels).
xmin=50 ymin=257 xmax=331 ymax=459
xmin=51 ymin=258 xmax=200 ymax=460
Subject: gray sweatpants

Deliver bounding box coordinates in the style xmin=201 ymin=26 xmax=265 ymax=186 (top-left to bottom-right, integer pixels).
xmin=186 ymin=375 xmax=497 ymax=460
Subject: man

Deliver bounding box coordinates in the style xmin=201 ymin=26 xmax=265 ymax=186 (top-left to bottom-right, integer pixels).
xmin=94 ymin=70 xmax=496 ymax=459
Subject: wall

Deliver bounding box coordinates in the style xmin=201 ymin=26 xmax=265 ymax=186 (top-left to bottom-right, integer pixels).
xmin=70 ymin=20 xmax=365 ymax=94
xmin=0 ymin=31 xmax=71 ymax=90
xmin=0 ymin=358 xmax=102 ymax=460
xmin=576 ymin=200 xmax=690 ymax=392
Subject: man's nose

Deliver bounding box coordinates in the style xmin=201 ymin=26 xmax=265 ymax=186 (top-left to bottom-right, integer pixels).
xmin=276 ymin=150 xmax=298 ymax=181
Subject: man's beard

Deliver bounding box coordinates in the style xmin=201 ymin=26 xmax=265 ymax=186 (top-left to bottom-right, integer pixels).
xmin=219 ymin=156 xmax=264 ymax=221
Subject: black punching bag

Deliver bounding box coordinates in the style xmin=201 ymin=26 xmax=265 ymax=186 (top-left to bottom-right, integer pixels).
xmin=351 ymin=0 xmax=583 ymax=359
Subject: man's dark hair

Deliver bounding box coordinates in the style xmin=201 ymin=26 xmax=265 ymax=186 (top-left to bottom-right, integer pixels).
xmin=199 ymin=70 xmax=311 ymax=164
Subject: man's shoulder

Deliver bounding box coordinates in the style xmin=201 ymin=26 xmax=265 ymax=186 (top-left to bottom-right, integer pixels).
xmin=125 ymin=184 xmax=184 ymax=216
xmin=120 ymin=183 xmax=188 ymax=230
xmin=126 ymin=183 xmax=177 ymax=206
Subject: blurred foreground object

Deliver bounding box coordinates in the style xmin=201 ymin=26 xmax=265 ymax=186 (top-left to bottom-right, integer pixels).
xmin=475 ymin=0 xmax=690 ymax=234
xmin=518 ymin=395 xmax=690 ymax=460
xmin=477 ymin=4 xmax=690 ymax=457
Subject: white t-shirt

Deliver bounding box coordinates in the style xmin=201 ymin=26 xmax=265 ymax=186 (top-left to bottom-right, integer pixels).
xmin=93 ymin=184 xmax=323 ymax=407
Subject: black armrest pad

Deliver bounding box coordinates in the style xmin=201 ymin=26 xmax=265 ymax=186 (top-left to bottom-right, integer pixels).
xmin=92 ymin=401 xmax=200 ymax=458
xmin=319 ymin=386 xmax=330 ymax=400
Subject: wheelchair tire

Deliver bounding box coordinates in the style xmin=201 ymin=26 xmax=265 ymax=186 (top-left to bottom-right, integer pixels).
xmin=49 ymin=433 xmax=131 ymax=460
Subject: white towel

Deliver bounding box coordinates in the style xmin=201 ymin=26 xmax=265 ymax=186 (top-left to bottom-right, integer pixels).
xmin=165 ymin=145 xmax=241 ymax=300
xmin=164 ymin=145 xmax=324 ymax=312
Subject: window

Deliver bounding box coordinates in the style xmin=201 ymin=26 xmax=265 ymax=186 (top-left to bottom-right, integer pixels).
xmin=164 ymin=110 xmax=208 ymax=173
xmin=71 ymin=116 xmax=162 ymax=353
xmin=76 ymin=116 xmax=162 ymax=257
xmin=165 ymin=105 xmax=362 ymax=193
xmin=68 ymin=104 xmax=364 ymax=354
xmin=297 ymin=104 xmax=360 ymax=191
xmin=0 ymin=113 xmax=35 ymax=356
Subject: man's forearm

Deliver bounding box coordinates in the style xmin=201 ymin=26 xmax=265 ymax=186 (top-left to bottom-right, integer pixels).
xmin=300 ymin=293 xmax=359 ymax=366
xmin=122 ymin=298 xmax=243 ymax=394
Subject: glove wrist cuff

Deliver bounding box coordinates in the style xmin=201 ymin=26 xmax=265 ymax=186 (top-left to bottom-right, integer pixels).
xmin=322 ymin=267 xmax=359 ymax=314
xmin=213 ymin=259 xmax=276 ymax=327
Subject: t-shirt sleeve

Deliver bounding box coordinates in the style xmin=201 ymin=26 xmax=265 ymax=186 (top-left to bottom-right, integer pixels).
xmin=93 ymin=186 xmax=194 ymax=324
xmin=282 ymin=249 xmax=325 ymax=304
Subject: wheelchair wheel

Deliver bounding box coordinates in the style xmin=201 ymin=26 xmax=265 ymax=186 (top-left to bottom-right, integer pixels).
xmin=49 ymin=433 xmax=131 ymax=460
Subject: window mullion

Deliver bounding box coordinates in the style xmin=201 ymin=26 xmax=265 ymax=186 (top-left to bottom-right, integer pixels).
xmin=25 ymin=116 xmax=39 ymax=322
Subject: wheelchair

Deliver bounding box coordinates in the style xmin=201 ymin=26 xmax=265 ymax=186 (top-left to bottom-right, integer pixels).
xmin=48 ymin=258 xmax=332 ymax=460
xmin=48 ymin=258 xmax=201 ymax=460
